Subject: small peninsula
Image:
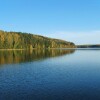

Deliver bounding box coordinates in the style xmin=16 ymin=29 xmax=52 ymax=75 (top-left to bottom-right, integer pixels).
xmin=0 ymin=30 xmax=75 ymax=49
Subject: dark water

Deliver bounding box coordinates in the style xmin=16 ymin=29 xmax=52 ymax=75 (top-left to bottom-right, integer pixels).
xmin=0 ymin=49 xmax=100 ymax=100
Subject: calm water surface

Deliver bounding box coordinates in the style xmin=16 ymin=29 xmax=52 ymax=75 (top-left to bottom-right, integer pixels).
xmin=0 ymin=49 xmax=100 ymax=100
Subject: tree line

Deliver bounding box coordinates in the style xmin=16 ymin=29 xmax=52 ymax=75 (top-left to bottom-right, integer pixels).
xmin=77 ymin=44 xmax=100 ymax=48
xmin=0 ymin=30 xmax=75 ymax=49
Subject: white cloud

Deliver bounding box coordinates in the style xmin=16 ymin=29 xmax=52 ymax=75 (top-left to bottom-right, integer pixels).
xmin=42 ymin=31 xmax=100 ymax=45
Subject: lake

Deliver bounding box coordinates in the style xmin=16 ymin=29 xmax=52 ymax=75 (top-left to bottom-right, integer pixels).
xmin=0 ymin=49 xmax=100 ymax=100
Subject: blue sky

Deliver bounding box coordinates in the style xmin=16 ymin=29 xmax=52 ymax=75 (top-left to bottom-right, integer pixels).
xmin=0 ymin=0 xmax=100 ymax=44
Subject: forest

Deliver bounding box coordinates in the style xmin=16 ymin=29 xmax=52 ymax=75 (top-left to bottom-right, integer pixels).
xmin=0 ymin=30 xmax=75 ymax=49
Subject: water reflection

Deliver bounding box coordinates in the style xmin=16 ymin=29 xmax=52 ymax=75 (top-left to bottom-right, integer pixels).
xmin=0 ymin=49 xmax=75 ymax=65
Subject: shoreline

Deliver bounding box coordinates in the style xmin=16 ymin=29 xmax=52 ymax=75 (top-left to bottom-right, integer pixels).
xmin=0 ymin=48 xmax=100 ymax=51
xmin=0 ymin=48 xmax=75 ymax=51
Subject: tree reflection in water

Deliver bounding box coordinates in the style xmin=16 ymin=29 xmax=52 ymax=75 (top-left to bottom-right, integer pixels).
xmin=0 ymin=49 xmax=75 ymax=65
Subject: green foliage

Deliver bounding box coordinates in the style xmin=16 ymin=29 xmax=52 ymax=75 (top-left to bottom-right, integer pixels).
xmin=0 ymin=30 xmax=75 ymax=49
